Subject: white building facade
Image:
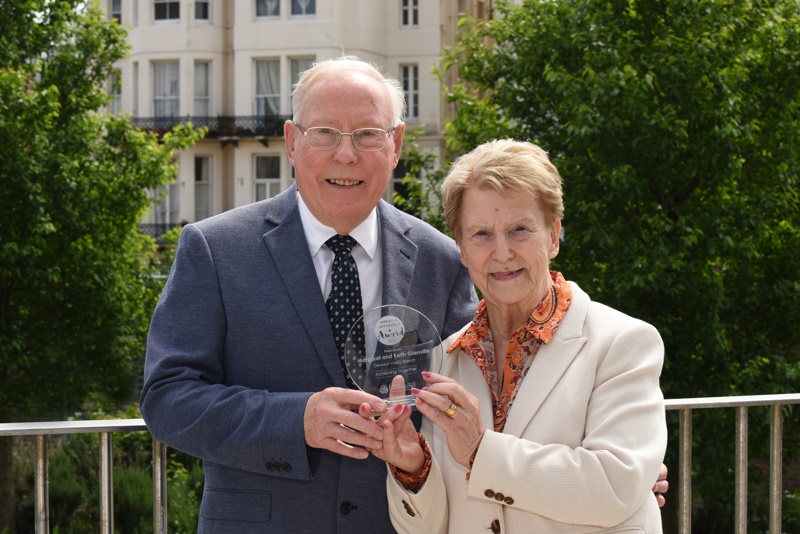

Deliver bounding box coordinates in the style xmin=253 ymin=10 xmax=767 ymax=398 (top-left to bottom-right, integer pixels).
xmin=105 ymin=0 xmax=492 ymax=233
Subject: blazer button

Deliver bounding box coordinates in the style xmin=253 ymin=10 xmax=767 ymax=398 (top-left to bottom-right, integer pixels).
xmin=504 ymin=496 xmax=514 ymax=505
xmin=494 ymin=492 xmax=505 ymax=502
xmin=265 ymin=461 xmax=275 ymax=471
xmin=484 ymin=489 xmax=495 ymax=499
xmin=490 ymin=519 xmax=501 ymax=533
xmin=340 ymin=501 xmax=357 ymax=515
xmin=281 ymin=462 xmax=292 ymax=472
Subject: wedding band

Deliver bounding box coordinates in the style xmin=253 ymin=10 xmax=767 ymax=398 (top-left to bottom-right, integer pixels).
xmin=444 ymin=403 xmax=458 ymax=417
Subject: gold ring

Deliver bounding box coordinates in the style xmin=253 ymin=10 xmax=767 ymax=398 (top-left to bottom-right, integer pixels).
xmin=444 ymin=403 xmax=458 ymax=417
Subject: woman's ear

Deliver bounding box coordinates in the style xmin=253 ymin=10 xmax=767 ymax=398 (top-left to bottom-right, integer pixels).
xmin=549 ymin=220 xmax=561 ymax=260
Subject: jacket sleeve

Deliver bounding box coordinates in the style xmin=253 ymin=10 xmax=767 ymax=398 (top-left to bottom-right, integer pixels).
xmin=466 ymin=320 xmax=667 ymax=527
xmin=140 ymin=223 xmax=316 ymax=480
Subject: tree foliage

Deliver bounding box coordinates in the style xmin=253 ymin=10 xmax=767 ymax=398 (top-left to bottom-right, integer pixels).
xmin=0 ymin=0 xmax=203 ymax=420
xmin=430 ymin=0 xmax=800 ymax=530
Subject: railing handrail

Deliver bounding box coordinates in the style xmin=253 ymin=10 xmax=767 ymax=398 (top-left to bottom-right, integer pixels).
xmin=4 ymin=393 xmax=800 ymax=533
xmin=0 ymin=418 xmax=147 ymax=436
xmin=665 ymin=392 xmax=800 ymax=410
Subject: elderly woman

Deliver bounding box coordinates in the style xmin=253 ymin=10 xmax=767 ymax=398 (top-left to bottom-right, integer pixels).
xmin=369 ymin=139 xmax=667 ymax=533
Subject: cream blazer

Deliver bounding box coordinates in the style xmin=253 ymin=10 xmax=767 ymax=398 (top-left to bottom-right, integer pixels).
xmin=387 ymin=282 xmax=667 ymax=534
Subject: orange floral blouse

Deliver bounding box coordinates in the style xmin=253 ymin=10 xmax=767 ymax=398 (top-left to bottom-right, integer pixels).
xmin=393 ymin=271 xmax=573 ymax=491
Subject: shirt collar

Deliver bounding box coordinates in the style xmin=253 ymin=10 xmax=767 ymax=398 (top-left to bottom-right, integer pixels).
xmin=297 ymin=191 xmax=379 ymax=260
xmin=449 ymin=271 xmax=573 ymax=353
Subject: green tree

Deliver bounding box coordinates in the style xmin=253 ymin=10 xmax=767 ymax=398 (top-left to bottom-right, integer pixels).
xmin=0 ymin=2 xmax=203 ymax=530
xmin=435 ymin=0 xmax=800 ymax=530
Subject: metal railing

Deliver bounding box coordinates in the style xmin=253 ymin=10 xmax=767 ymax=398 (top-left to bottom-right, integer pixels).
xmin=665 ymin=393 xmax=800 ymax=534
xmin=1 ymin=392 xmax=799 ymax=533
xmin=129 ymin=115 xmax=290 ymax=139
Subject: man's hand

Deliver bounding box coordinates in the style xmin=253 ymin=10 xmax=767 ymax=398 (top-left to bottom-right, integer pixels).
xmin=653 ymin=464 xmax=669 ymax=508
xmin=303 ymin=387 xmax=387 ymax=459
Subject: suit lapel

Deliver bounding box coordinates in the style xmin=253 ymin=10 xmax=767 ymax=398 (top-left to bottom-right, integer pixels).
xmin=262 ymin=187 xmax=346 ymax=387
xmin=503 ymin=283 xmax=590 ymax=437
xmin=378 ymin=202 xmax=417 ymax=306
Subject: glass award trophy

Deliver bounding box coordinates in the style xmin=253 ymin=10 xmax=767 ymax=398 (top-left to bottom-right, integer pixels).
xmin=343 ymin=305 xmax=443 ymax=407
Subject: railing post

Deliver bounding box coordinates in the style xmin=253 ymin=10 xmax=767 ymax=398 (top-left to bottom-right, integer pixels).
xmin=99 ymin=432 xmax=114 ymax=534
xmin=735 ymin=406 xmax=748 ymax=533
xmin=679 ymin=408 xmax=692 ymax=534
xmin=153 ymin=438 xmax=168 ymax=534
xmin=769 ymin=404 xmax=783 ymax=534
xmin=34 ymin=435 xmax=49 ymax=534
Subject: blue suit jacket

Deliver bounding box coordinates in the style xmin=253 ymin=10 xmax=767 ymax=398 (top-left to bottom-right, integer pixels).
xmin=140 ymin=185 xmax=477 ymax=533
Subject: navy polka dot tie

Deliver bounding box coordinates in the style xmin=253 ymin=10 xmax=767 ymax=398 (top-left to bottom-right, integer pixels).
xmin=325 ymin=235 xmax=364 ymax=389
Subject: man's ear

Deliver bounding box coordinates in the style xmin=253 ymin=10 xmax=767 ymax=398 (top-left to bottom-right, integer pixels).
xmin=285 ymin=121 xmax=297 ymax=165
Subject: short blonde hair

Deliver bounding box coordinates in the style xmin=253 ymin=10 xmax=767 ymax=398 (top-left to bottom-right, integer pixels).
xmin=292 ymin=56 xmax=406 ymax=125
xmin=442 ymin=139 xmax=564 ymax=238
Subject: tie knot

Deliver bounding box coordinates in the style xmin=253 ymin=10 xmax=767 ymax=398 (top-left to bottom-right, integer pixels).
xmin=326 ymin=235 xmax=357 ymax=256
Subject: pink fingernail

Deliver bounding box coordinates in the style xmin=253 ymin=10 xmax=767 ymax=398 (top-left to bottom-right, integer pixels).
xmin=410 ymin=387 xmax=421 ymax=394
xmin=422 ymin=371 xmax=431 ymax=377
xmin=393 ymin=403 xmax=403 ymax=412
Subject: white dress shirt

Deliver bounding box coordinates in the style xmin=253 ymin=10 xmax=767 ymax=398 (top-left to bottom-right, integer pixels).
xmin=297 ymin=192 xmax=383 ymax=316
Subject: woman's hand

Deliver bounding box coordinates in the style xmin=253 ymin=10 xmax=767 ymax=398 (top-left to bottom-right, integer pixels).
xmin=413 ymin=371 xmax=485 ymax=469
xmin=358 ymin=376 xmax=426 ymax=474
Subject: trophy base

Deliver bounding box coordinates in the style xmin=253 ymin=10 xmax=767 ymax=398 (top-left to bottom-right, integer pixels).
xmin=385 ymin=395 xmax=416 ymax=408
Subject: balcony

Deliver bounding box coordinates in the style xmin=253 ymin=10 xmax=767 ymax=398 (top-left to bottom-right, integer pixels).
xmin=130 ymin=115 xmax=291 ymax=147
xmin=2 ymin=393 xmax=800 ymax=533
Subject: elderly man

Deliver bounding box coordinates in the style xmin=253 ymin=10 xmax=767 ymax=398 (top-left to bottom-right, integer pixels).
xmin=140 ymin=56 xmax=477 ymax=532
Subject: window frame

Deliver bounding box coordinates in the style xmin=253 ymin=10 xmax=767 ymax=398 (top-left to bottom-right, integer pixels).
xmin=194 ymin=156 xmax=212 ymax=221
xmin=154 ymin=0 xmax=180 ymax=23
xmin=194 ymin=61 xmax=211 ymax=116
xmin=195 ymin=0 xmax=211 ymax=22
xmin=254 ymin=59 xmax=281 ymax=116
xmin=153 ymin=61 xmax=180 ymax=118
xmin=401 ymin=64 xmax=419 ymax=120
xmin=400 ymin=0 xmax=418 ymax=28
xmin=110 ymin=0 xmax=122 ymax=23
xmin=255 ymin=0 xmax=280 ymax=19
xmin=254 ymin=155 xmax=282 ymax=201
xmin=291 ymin=0 xmax=316 ymax=17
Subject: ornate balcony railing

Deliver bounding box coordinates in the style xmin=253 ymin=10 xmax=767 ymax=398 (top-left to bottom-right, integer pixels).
xmin=130 ymin=115 xmax=291 ymax=145
xmin=2 ymin=393 xmax=799 ymax=533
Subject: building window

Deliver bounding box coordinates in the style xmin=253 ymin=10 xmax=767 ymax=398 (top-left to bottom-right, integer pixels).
xmin=401 ymin=0 xmax=418 ymax=28
xmin=154 ymin=0 xmax=179 ymax=21
xmin=401 ymin=65 xmax=418 ymax=120
xmin=195 ymin=0 xmax=210 ymax=21
xmin=291 ymin=0 xmax=315 ymax=16
xmin=109 ymin=70 xmax=122 ymax=115
xmin=290 ymin=57 xmax=314 ymax=110
xmin=256 ymin=0 xmax=279 ymax=17
xmin=255 ymin=156 xmax=281 ymax=201
xmin=153 ymin=62 xmax=179 ymax=117
xmin=392 ymin=158 xmax=412 ymax=209
xmin=255 ymin=60 xmax=280 ymax=116
xmin=154 ymin=180 xmax=181 ymax=224
xmin=194 ymin=62 xmax=210 ymax=116
xmin=111 ymin=0 xmax=122 ymax=23
xmin=195 ymin=157 xmax=211 ymax=221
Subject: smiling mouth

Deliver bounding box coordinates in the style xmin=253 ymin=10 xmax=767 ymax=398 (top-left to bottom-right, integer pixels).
xmin=328 ymin=179 xmax=361 ymax=186
xmin=492 ymin=269 xmax=522 ymax=280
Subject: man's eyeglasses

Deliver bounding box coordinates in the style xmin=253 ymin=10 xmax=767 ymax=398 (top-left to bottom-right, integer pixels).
xmin=293 ymin=123 xmax=396 ymax=152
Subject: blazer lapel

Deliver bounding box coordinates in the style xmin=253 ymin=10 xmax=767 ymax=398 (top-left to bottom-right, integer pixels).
xmin=378 ymin=201 xmax=417 ymax=307
xmin=503 ymin=283 xmax=590 ymax=437
xmin=262 ymin=187 xmax=346 ymax=387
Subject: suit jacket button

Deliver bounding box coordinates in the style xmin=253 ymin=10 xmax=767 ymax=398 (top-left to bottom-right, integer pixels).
xmin=282 ymin=462 xmax=292 ymax=472
xmin=494 ymin=492 xmax=505 ymax=502
xmin=265 ymin=461 xmax=275 ymax=471
xmin=504 ymin=496 xmax=514 ymax=505
xmin=491 ymin=519 xmax=501 ymax=533
xmin=340 ymin=501 xmax=357 ymax=515
xmin=484 ymin=489 xmax=495 ymax=499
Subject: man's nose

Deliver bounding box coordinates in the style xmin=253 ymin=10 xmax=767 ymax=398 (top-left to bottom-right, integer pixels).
xmin=333 ymin=134 xmax=359 ymax=163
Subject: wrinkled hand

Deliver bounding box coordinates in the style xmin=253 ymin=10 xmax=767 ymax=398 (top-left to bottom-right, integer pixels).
xmin=359 ymin=376 xmax=425 ymax=474
xmin=413 ymin=372 xmax=485 ymax=469
xmin=303 ymin=387 xmax=387 ymax=459
xmin=653 ymin=463 xmax=669 ymax=508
